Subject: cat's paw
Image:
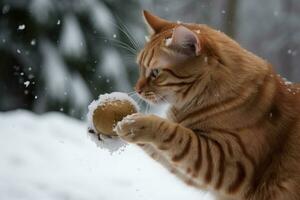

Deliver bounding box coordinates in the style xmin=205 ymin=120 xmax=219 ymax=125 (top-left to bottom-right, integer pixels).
xmin=115 ymin=113 xmax=158 ymax=143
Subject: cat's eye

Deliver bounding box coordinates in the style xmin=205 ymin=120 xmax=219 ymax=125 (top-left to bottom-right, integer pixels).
xmin=150 ymin=69 xmax=161 ymax=79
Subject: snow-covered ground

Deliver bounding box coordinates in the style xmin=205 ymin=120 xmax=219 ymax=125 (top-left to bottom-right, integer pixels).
xmin=0 ymin=110 xmax=213 ymax=200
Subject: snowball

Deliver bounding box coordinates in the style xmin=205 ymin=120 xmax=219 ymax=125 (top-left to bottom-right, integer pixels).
xmin=87 ymin=92 xmax=139 ymax=131
xmin=87 ymin=130 xmax=126 ymax=154
xmin=87 ymin=92 xmax=139 ymax=153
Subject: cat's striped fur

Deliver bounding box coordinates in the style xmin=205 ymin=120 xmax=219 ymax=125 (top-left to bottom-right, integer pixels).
xmin=115 ymin=11 xmax=300 ymax=200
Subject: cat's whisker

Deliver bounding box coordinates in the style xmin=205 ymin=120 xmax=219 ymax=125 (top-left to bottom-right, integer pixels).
xmin=96 ymin=16 xmax=139 ymax=51
xmin=157 ymin=94 xmax=170 ymax=104
xmin=127 ymin=91 xmax=137 ymax=95
xmin=115 ymin=15 xmax=141 ymax=50
xmin=93 ymin=31 xmax=136 ymax=51
xmin=146 ymin=102 xmax=151 ymax=114
xmin=99 ymin=37 xmax=137 ymax=55
xmin=123 ymin=56 xmax=138 ymax=63
xmin=129 ymin=92 xmax=145 ymax=111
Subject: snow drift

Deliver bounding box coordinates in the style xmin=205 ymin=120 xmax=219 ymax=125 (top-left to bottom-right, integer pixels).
xmin=0 ymin=110 xmax=213 ymax=200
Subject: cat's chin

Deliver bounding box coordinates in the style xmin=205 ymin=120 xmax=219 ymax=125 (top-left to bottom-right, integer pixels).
xmin=139 ymin=96 xmax=164 ymax=106
xmin=137 ymin=93 xmax=169 ymax=105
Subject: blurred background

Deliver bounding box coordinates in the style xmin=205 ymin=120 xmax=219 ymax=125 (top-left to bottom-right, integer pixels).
xmin=0 ymin=1 xmax=299 ymax=199
xmin=1 ymin=0 xmax=299 ymax=120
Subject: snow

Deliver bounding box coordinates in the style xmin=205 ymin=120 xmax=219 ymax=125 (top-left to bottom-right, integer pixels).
xmin=87 ymin=92 xmax=140 ymax=133
xmin=18 ymin=24 xmax=26 ymax=30
xmin=91 ymin=92 xmax=139 ymax=112
xmin=0 ymin=110 xmax=213 ymax=200
xmin=24 ymin=81 xmax=30 ymax=88
xmin=87 ymin=92 xmax=139 ymax=153
xmin=88 ymin=132 xmax=127 ymax=154
xmin=30 ymin=39 xmax=36 ymax=46
xmin=165 ymin=37 xmax=173 ymax=46
xmin=59 ymin=14 xmax=86 ymax=58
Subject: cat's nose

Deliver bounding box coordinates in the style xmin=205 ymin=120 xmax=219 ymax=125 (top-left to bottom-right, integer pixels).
xmin=135 ymin=78 xmax=146 ymax=94
xmin=135 ymin=85 xmax=143 ymax=94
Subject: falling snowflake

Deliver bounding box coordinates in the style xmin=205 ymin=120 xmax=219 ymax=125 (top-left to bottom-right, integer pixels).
xmin=24 ymin=81 xmax=30 ymax=88
xmin=18 ymin=24 xmax=26 ymax=30
xmin=30 ymin=39 xmax=36 ymax=46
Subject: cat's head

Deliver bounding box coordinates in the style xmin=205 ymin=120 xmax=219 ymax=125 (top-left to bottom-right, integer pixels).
xmin=135 ymin=10 xmax=264 ymax=107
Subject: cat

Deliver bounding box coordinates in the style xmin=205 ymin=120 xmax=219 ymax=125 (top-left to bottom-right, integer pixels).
xmin=115 ymin=10 xmax=300 ymax=200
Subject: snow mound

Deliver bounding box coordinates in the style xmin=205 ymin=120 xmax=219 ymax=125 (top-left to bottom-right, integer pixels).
xmin=0 ymin=110 xmax=213 ymax=200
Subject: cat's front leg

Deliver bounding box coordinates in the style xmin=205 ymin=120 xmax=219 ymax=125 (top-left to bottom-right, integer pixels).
xmin=115 ymin=113 xmax=162 ymax=143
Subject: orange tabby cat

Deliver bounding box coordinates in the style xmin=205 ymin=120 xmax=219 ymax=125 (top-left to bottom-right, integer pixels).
xmin=115 ymin=10 xmax=300 ymax=200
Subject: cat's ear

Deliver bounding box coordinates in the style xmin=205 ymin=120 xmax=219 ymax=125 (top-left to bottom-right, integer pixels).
xmin=167 ymin=25 xmax=201 ymax=56
xmin=143 ymin=10 xmax=170 ymax=34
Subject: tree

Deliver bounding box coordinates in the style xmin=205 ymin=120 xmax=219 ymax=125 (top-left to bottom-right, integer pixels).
xmin=0 ymin=0 xmax=140 ymax=118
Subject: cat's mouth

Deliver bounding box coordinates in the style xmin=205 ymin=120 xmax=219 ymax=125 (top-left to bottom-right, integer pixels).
xmin=138 ymin=92 xmax=167 ymax=105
